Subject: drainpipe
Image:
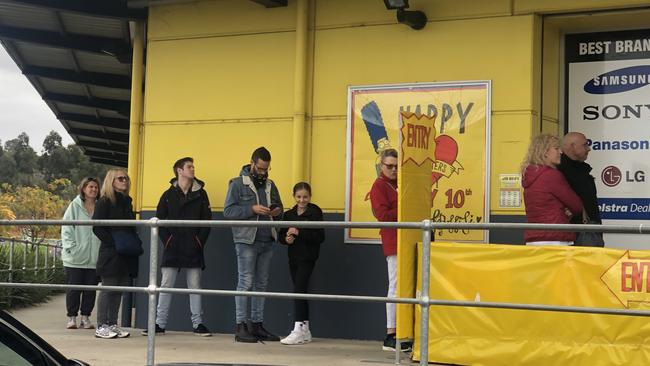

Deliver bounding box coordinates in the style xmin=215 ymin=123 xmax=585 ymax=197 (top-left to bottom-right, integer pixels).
xmin=291 ymin=0 xmax=309 ymax=183
xmin=128 ymin=21 xmax=145 ymax=218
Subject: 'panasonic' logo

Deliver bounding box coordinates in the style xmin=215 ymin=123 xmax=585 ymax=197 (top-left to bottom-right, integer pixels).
xmin=584 ymin=65 xmax=650 ymax=94
xmin=588 ymin=139 xmax=650 ymax=151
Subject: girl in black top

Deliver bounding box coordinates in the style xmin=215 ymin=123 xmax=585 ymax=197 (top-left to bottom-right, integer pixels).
xmin=279 ymin=182 xmax=325 ymax=345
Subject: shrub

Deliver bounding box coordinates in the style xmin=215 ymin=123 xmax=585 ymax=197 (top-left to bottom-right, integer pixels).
xmin=0 ymin=240 xmax=65 ymax=310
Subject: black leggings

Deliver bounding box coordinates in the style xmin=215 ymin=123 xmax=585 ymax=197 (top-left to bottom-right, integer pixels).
xmin=64 ymin=267 xmax=99 ymax=317
xmin=289 ymin=259 xmax=316 ymax=322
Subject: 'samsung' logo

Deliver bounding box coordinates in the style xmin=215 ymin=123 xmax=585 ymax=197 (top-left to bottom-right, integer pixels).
xmin=584 ymin=65 xmax=650 ymax=94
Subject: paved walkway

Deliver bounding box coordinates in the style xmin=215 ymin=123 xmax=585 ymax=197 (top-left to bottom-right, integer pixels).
xmin=9 ymin=295 xmax=418 ymax=366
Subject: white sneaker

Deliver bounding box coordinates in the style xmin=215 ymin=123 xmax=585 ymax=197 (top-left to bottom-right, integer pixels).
xmin=281 ymin=329 xmax=306 ymax=345
xmin=79 ymin=316 xmax=94 ymax=329
xmin=302 ymin=328 xmax=312 ymax=343
xmin=95 ymin=325 xmax=117 ymax=339
xmin=66 ymin=317 xmax=77 ymax=329
xmin=109 ymin=325 xmax=130 ymax=338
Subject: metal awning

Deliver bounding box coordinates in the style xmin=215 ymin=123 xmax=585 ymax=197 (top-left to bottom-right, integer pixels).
xmin=0 ymin=0 xmax=145 ymax=167
xmin=0 ymin=0 xmax=289 ymax=167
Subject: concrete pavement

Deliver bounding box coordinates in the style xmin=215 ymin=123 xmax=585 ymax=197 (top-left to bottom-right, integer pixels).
xmin=9 ymin=294 xmax=418 ymax=366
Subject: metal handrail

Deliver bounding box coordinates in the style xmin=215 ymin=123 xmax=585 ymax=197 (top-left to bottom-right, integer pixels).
xmin=0 ymin=218 xmax=647 ymax=366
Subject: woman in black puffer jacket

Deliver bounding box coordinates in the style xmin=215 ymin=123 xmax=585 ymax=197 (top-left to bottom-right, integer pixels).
xmin=92 ymin=168 xmax=140 ymax=339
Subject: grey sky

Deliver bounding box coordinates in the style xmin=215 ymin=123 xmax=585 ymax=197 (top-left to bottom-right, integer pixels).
xmin=0 ymin=46 xmax=74 ymax=153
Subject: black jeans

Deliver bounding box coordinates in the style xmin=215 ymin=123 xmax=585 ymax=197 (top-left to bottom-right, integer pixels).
xmin=64 ymin=267 xmax=99 ymax=317
xmin=289 ymin=259 xmax=316 ymax=322
xmin=96 ymin=275 xmax=130 ymax=326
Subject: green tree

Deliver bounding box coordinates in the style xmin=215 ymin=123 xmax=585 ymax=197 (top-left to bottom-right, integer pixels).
xmin=3 ymin=133 xmax=40 ymax=186
xmin=40 ymin=131 xmax=75 ymax=183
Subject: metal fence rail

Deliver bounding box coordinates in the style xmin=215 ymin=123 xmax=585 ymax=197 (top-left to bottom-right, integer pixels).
xmin=0 ymin=218 xmax=648 ymax=366
xmin=0 ymin=238 xmax=62 ymax=282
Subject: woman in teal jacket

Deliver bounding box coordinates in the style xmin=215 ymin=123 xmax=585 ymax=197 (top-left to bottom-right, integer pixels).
xmin=61 ymin=177 xmax=101 ymax=330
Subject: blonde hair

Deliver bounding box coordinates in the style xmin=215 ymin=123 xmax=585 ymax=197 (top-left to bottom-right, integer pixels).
xmin=521 ymin=134 xmax=560 ymax=175
xmin=100 ymin=169 xmax=130 ymax=204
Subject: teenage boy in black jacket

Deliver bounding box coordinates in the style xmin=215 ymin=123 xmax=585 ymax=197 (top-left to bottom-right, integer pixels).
xmin=143 ymin=157 xmax=213 ymax=336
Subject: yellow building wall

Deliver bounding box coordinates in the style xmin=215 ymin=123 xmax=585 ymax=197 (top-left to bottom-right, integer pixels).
xmin=139 ymin=0 xmax=649 ymax=214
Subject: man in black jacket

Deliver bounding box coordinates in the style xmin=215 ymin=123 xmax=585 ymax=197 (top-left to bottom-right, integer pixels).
xmin=558 ymin=132 xmax=604 ymax=247
xmin=143 ymin=157 xmax=213 ymax=336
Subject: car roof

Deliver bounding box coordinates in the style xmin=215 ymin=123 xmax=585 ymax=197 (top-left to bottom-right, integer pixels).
xmin=0 ymin=309 xmax=69 ymax=364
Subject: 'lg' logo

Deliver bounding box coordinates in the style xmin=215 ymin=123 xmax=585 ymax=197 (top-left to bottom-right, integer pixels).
xmin=601 ymin=166 xmax=645 ymax=187
xmin=601 ymin=166 xmax=621 ymax=187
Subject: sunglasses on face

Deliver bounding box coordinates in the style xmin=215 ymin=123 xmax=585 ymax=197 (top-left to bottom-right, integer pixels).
xmin=382 ymin=163 xmax=398 ymax=170
xmin=115 ymin=176 xmax=130 ymax=182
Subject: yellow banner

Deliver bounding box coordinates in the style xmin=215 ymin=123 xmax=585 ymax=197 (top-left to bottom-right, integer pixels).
xmin=411 ymin=243 xmax=650 ymax=365
xmin=345 ymin=82 xmax=490 ymax=243
xmin=396 ymin=112 xmax=435 ymax=339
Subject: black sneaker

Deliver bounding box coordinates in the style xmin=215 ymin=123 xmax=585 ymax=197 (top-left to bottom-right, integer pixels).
xmin=250 ymin=322 xmax=280 ymax=342
xmin=401 ymin=341 xmax=413 ymax=352
xmin=141 ymin=324 xmax=165 ymax=336
xmin=235 ymin=323 xmax=258 ymax=343
xmin=193 ymin=323 xmax=212 ymax=337
xmin=382 ymin=333 xmax=396 ymax=351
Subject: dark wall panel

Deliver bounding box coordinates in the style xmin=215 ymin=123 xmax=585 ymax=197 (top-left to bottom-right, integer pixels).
xmin=133 ymin=212 xmax=526 ymax=340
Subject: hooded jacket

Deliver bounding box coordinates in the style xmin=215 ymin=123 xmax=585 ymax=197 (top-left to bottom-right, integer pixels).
xmin=156 ymin=177 xmax=212 ymax=269
xmin=61 ymin=195 xmax=101 ymax=269
xmin=223 ymin=165 xmax=283 ymax=244
xmin=522 ymin=165 xmax=583 ymax=243
xmin=369 ymin=173 xmax=398 ymax=256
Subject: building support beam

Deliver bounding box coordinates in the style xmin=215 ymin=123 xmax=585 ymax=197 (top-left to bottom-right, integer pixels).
xmin=24 ymin=65 xmax=131 ymax=89
xmin=76 ymin=140 xmax=128 ymax=153
xmin=59 ymin=113 xmax=130 ymax=130
xmin=291 ymin=0 xmax=309 ymax=184
xmin=4 ymin=0 xmax=146 ymax=19
xmin=69 ymin=127 xmax=129 ymax=143
xmin=0 ymin=25 xmax=132 ymax=63
xmin=44 ymin=93 xmax=130 ymax=116
xmin=249 ymin=0 xmax=287 ymax=7
xmin=128 ymin=21 xmax=145 ymax=216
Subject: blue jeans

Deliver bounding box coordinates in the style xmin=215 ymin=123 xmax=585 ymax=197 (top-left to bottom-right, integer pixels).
xmin=235 ymin=241 xmax=274 ymax=323
xmin=156 ymin=267 xmax=203 ymax=328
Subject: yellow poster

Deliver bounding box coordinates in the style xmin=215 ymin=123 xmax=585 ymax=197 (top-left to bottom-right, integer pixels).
xmin=413 ymin=242 xmax=650 ymax=365
xmin=345 ymin=82 xmax=491 ymax=243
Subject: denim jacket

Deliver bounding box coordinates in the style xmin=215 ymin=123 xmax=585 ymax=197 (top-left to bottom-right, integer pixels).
xmin=223 ymin=166 xmax=283 ymax=244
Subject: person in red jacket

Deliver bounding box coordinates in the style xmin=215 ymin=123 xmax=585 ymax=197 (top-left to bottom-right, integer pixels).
xmin=369 ymin=148 xmax=411 ymax=352
xmin=522 ymin=134 xmax=583 ymax=245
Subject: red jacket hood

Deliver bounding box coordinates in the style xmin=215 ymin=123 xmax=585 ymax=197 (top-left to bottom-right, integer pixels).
xmin=522 ymin=165 xmax=554 ymax=188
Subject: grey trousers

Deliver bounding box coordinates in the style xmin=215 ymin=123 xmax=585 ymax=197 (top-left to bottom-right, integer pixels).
xmin=96 ymin=275 xmax=130 ymax=326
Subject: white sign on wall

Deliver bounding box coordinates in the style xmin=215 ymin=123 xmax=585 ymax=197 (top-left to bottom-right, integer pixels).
xmin=565 ymin=29 xmax=650 ymax=249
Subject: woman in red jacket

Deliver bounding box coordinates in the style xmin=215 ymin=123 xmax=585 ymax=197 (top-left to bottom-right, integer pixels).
xmin=522 ymin=134 xmax=583 ymax=245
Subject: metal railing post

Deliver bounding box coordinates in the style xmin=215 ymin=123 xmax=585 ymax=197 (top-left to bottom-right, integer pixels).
xmin=8 ymin=239 xmax=14 ymax=282
xmin=22 ymin=242 xmax=27 ymax=271
xmin=146 ymin=218 xmax=159 ymax=366
xmin=52 ymin=243 xmax=57 ymax=269
xmin=419 ymin=220 xmax=432 ymax=366
xmin=34 ymin=243 xmax=39 ymax=275
xmin=44 ymin=244 xmax=49 ymax=273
